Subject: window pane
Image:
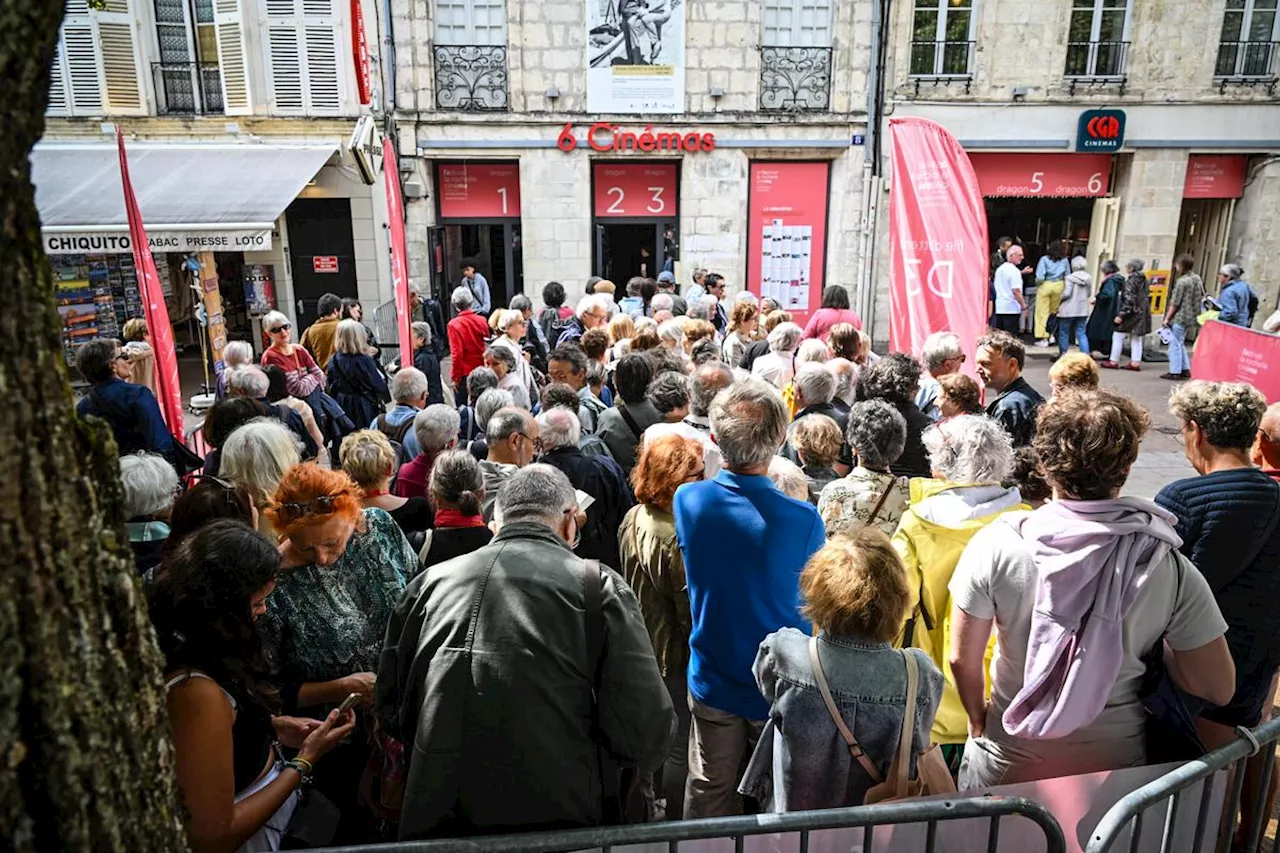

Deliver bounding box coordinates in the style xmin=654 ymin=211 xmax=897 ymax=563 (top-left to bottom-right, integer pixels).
xmin=941 ymin=39 xmax=970 ymax=73
xmin=1068 ymin=9 xmax=1093 ymax=42
xmin=1216 ymin=41 xmax=1241 ymax=75
xmin=913 ymin=8 xmax=940 ymax=42
xmin=1221 ymin=10 xmax=1245 ymax=41
xmin=1226 ymin=0 xmax=1247 ymax=8
xmin=910 ymin=39 xmax=936 ymax=74
xmin=1250 ymin=9 xmax=1276 ymax=40
xmin=1098 ymin=9 xmax=1126 ymax=42
xmin=1065 ymin=41 xmax=1090 ymax=74
xmin=1103 ymin=0 xmax=1127 ymax=8
xmin=945 ymin=9 xmax=970 ymax=41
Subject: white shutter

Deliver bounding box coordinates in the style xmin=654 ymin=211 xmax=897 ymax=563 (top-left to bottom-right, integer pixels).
xmin=304 ymin=25 xmax=341 ymax=111
xmin=434 ymin=0 xmax=506 ymax=45
xmin=48 ymin=36 xmax=70 ymax=114
xmin=265 ymin=0 xmax=344 ymax=114
xmin=214 ymin=0 xmax=254 ymax=112
xmin=50 ymin=0 xmax=104 ymax=116
xmin=96 ymin=0 xmax=145 ymax=113
xmin=762 ymin=0 xmax=832 ymax=46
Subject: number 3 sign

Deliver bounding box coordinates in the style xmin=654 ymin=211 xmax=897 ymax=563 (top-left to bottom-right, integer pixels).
xmin=593 ymin=163 xmax=678 ymax=218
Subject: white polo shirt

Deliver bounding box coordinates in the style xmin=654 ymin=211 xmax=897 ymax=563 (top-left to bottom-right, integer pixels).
xmin=993 ymin=262 xmax=1025 ymax=315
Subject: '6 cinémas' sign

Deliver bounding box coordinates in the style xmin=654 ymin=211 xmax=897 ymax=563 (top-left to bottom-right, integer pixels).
xmin=557 ymin=122 xmax=716 ymax=154
xmin=43 ymin=229 xmax=273 ymax=256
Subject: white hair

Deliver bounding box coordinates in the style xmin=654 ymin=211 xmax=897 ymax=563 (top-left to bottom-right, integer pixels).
xmin=391 ymin=366 xmax=429 ymax=404
xmin=496 ymin=308 xmax=525 ymax=334
xmin=651 ymin=293 xmax=674 ymax=313
xmin=768 ymin=457 xmax=809 ymax=502
xmin=921 ymin=332 xmax=963 ymax=373
xmin=119 ymin=452 xmax=179 ymax=519
xmin=826 ymin=358 xmax=857 ymax=404
xmin=536 ymin=406 xmax=582 ymax=450
xmin=451 ymin=286 xmax=475 ymax=311
xmin=923 ymin=414 xmax=1015 ymax=485
xmin=634 ymin=316 xmax=659 ymax=333
xmin=767 ymin=322 xmax=803 ymax=354
xmin=261 ymin=310 xmax=290 ymax=332
xmin=228 ymin=365 xmax=270 ymax=398
xmin=796 ymin=339 xmax=830 ymax=364
xmin=658 ymin=319 xmax=686 ymax=346
xmin=495 ymin=464 xmax=577 ymax=528
xmin=794 ymin=363 xmax=836 ymax=407
xmin=219 ymin=418 xmax=301 ymax=507
xmin=575 ymin=294 xmax=608 ymax=321
xmin=735 ymin=291 xmax=759 ymax=306
xmin=475 ymin=388 xmax=515 ymax=430
xmin=414 ymin=404 xmax=461 ymax=453
xmin=686 ymin=300 xmax=709 ymax=321
xmin=223 ymin=340 xmax=254 ymax=368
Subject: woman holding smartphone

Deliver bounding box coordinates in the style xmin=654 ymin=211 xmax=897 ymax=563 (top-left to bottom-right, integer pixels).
xmin=149 ymin=520 xmax=356 ymax=852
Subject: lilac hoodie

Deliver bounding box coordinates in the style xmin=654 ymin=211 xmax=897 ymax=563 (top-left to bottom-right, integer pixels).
xmin=1001 ymin=497 xmax=1183 ymax=740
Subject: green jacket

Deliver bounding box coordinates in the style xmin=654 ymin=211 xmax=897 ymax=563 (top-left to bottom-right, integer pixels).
xmin=376 ymin=522 xmax=675 ymax=839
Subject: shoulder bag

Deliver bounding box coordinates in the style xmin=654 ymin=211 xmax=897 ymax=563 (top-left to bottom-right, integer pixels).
xmin=809 ymin=638 xmax=955 ymax=803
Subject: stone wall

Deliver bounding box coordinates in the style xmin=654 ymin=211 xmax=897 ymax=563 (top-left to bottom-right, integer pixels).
xmin=1228 ymin=158 xmax=1280 ymax=322
xmin=1112 ymin=149 xmax=1188 ymax=268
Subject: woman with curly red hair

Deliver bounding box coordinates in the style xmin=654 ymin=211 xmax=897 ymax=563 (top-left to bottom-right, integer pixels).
xmin=257 ymin=463 xmax=419 ymax=840
xmin=618 ymin=433 xmax=704 ymax=820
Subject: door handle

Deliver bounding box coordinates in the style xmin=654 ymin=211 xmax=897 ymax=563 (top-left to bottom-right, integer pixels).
xmin=297 ymin=299 xmax=304 ymax=316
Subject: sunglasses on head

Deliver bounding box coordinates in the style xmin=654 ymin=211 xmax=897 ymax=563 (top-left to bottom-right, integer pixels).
xmin=269 ymin=323 xmax=291 ymax=334
xmin=274 ymin=494 xmax=339 ymax=523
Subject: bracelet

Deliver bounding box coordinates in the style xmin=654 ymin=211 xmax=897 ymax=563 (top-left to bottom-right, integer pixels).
xmin=283 ymin=758 xmax=314 ymax=785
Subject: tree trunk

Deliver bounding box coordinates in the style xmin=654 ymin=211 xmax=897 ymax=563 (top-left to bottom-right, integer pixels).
xmin=0 ymin=2 xmax=187 ymax=850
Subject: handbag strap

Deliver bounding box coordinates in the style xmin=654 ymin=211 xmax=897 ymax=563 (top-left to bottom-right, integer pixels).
xmin=808 ymin=637 xmax=883 ymax=784
xmin=866 ymin=475 xmax=899 ymax=527
xmin=893 ymin=650 xmax=921 ymax=798
xmin=618 ymin=405 xmax=644 ymax=441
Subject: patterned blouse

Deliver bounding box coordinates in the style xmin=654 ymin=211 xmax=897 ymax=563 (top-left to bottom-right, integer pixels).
xmin=259 ymin=508 xmax=417 ymax=699
xmin=817 ymin=467 xmax=911 ymax=538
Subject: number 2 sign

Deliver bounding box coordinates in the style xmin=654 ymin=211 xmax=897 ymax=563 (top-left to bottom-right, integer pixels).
xmin=593 ymin=163 xmax=678 ymax=218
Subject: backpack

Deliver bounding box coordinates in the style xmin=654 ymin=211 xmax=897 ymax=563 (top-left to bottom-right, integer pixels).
xmin=375 ymin=413 xmax=416 ymax=470
xmin=539 ymin=306 xmax=572 ymax=349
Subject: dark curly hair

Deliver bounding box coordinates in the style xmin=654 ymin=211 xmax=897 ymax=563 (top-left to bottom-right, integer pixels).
xmin=860 ymin=353 xmax=923 ymax=405
xmin=148 ymin=520 xmax=281 ymax=709
xmin=1033 ymin=389 xmax=1150 ymax=500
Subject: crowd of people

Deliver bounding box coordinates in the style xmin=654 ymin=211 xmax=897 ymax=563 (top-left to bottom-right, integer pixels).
xmin=74 ymin=267 xmax=1280 ymax=851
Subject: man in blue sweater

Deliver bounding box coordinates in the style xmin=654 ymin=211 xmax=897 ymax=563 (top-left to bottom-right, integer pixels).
xmin=674 ymin=378 xmax=826 ymax=818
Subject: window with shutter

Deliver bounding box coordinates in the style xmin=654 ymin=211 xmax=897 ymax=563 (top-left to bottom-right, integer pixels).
xmin=433 ymin=0 xmax=507 ymax=45
xmin=265 ymin=0 xmax=347 ymax=115
xmin=48 ymin=40 xmax=69 ymax=114
xmin=762 ymin=0 xmax=833 ymax=47
xmin=48 ymin=0 xmax=146 ymax=116
xmin=214 ymin=0 xmax=253 ymax=114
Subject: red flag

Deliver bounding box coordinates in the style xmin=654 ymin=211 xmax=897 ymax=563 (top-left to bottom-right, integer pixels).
xmin=117 ymin=130 xmax=184 ymax=439
xmin=887 ymin=117 xmax=989 ymax=375
xmin=351 ymin=0 xmax=372 ymax=106
xmin=382 ymin=137 xmax=413 ymax=367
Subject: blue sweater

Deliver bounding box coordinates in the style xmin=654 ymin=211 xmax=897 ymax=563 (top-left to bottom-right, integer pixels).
xmin=1218 ymin=279 xmax=1257 ymax=326
xmin=674 ymin=470 xmax=825 ymax=719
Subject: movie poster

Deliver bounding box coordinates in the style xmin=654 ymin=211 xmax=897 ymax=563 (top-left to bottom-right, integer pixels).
xmin=586 ymin=0 xmax=685 ymax=113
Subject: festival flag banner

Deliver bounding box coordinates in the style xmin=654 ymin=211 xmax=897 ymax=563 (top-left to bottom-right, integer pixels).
xmin=382 ymin=136 xmax=413 ymax=367
xmin=1192 ymin=320 xmax=1280 ymax=403
xmin=887 ymin=116 xmax=989 ymax=373
xmin=117 ymin=129 xmax=184 ymax=439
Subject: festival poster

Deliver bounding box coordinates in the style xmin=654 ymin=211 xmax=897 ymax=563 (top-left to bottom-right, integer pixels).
xmin=745 ymin=162 xmax=830 ymax=328
xmin=586 ymin=0 xmax=685 ymax=113
xmin=1192 ymin=320 xmax=1280 ymax=403
xmin=887 ymin=117 xmax=988 ymax=374
xmin=383 ymin=137 xmax=413 ymax=367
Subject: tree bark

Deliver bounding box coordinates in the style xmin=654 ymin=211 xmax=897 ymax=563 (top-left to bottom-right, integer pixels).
xmin=0 ymin=1 xmax=187 ymax=849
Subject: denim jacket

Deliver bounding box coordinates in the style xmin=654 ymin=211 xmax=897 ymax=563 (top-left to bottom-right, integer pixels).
xmin=739 ymin=628 xmax=944 ymax=812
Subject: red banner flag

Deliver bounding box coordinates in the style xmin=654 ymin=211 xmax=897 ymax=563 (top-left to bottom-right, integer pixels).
xmin=117 ymin=130 xmax=184 ymax=439
xmin=382 ymin=137 xmax=413 ymax=367
xmin=1192 ymin=320 xmax=1280 ymax=403
xmin=887 ymin=117 xmax=989 ymax=373
xmin=351 ymin=0 xmax=372 ymax=106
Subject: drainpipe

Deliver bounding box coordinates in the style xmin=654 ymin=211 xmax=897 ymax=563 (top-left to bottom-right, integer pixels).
xmin=857 ymin=0 xmax=890 ymax=331
xmin=381 ymin=0 xmax=397 ymax=115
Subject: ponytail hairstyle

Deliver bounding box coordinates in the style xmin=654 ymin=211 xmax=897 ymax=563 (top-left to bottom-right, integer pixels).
xmin=429 ymin=449 xmax=486 ymax=517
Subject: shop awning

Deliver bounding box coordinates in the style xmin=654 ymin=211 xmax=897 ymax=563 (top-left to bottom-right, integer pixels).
xmin=31 ymin=142 xmax=337 ymax=254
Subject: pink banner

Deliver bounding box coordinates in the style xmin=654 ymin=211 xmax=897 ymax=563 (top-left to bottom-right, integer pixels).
xmin=382 ymin=137 xmax=413 ymax=367
xmin=887 ymin=117 xmax=989 ymax=371
xmin=117 ymin=130 xmax=184 ymax=440
xmin=1192 ymin=320 xmax=1280 ymax=402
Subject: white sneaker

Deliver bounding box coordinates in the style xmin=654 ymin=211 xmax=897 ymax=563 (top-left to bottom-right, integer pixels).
xmin=1035 ymin=339 xmax=1050 ymax=347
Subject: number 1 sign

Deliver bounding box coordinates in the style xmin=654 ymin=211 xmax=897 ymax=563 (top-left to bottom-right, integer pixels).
xmin=436 ymin=163 xmax=522 ymax=219
xmin=592 ymin=163 xmax=678 ymax=218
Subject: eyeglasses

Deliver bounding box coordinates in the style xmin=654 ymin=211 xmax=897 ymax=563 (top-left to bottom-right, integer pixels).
xmin=187 ymin=474 xmax=235 ymax=490
xmin=516 ymin=433 xmax=544 ymax=453
xmin=114 ymin=353 xmax=130 ymax=363
xmin=273 ymin=494 xmax=339 ymax=522
xmin=269 ymin=323 xmax=291 ymax=334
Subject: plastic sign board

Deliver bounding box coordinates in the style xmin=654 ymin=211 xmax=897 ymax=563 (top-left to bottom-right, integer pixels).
xmin=437 ymin=162 xmax=521 ymax=219
xmin=969 ymin=153 xmax=1112 ymax=197
xmin=1183 ymin=155 xmax=1247 ymax=199
xmin=312 ymin=256 xmax=339 ymax=273
xmin=746 ymin=161 xmax=830 ymax=327
xmin=1076 ymin=109 xmax=1126 ymax=152
xmin=592 ymin=163 xmax=678 ymax=218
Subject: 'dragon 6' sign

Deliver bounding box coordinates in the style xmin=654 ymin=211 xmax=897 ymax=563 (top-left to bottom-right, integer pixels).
xmin=1076 ymin=109 xmax=1126 ymax=153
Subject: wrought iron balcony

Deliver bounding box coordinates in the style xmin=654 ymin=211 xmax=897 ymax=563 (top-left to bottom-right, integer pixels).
xmin=433 ymin=45 xmax=509 ymax=111
xmin=152 ymin=62 xmax=224 ymax=115
xmin=1215 ymin=40 xmax=1280 ymax=89
xmin=1064 ymin=40 xmax=1128 ymax=94
xmin=759 ymin=46 xmax=832 ymax=112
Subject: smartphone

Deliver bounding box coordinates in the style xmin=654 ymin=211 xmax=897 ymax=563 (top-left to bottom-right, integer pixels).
xmin=336 ymin=692 xmax=361 ymax=715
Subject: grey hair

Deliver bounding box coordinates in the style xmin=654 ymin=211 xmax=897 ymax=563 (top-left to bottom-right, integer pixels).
xmin=496 ymin=308 xmax=525 ymax=334
xmin=223 ymin=340 xmax=254 ymax=368
xmin=794 ymin=364 xmax=836 ymax=407
xmin=509 ymin=293 xmax=533 ymax=312
xmin=921 ymin=332 xmax=963 ymax=373
xmin=335 ymin=318 xmax=369 ymax=355
xmin=451 ymin=285 xmax=475 ymax=311
xmin=467 ymin=366 xmax=499 ymax=399
xmin=391 ymin=366 xmax=429 ymax=403
xmin=735 ymin=291 xmax=759 ymax=305
xmin=767 ymin=322 xmax=803 ymax=354
xmin=119 ymin=452 xmax=179 ymax=519
xmin=1169 ymin=379 xmax=1267 ymax=452
xmin=710 ymin=378 xmax=788 ymax=469
xmin=1221 ymin=263 xmax=1244 ymax=280
xmin=647 ymin=371 xmax=691 ymax=415
xmin=826 ymin=358 xmax=856 ymax=400
xmin=411 ymin=320 xmax=432 ymax=346
xmin=220 ymin=418 xmax=301 ymax=506
xmin=634 ymin=316 xmax=659 ymax=333
xmin=429 ymin=449 xmax=485 ymax=515
xmin=686 ymin=300 xmax=709 ymax=321
xmin=585 ymin=360 xmax=607 ymax=386
xmin=1070 ymin=255 xmax=1088 ymax=272
xmin=923 ymin=414 xmax=1015 ymax=485
xmin=484 ymin=345 xmax=516 ymax=371
xmin=475 ymin=388 xmax=515 ymax=430
xmin=228 ymin=365 xmax=270 ymax=399
xmin=690 ymin=361 xmax=735 ymax=417
xmin=767 ymin=457 xmax=809 ymax=502
xmin=575 ymin=295 xmax=608 ymax=321
xmin=845 ymin=399 xmax=907 ymax=470
xmin=495 ymin=463 xmax=577 ymax=528
xmin=658 ymin=319 xmax=686 ymax=346
xmin=1101 ymin=259 xmax=1120 ymax=275
xmin=413 ymin=404 xmax=461 ymax=453
xmin=536 ymin=406 xmax=582 ymax=450
xmin=796 ymin=339 xmax=830 ymax=364
xmin=651 ymin=293 xmax=674 ymax=313
xmin=486 ymin=406 xmax=530 ymax=444
xmin=1125 ymin=258 xmax=1145 ymax=273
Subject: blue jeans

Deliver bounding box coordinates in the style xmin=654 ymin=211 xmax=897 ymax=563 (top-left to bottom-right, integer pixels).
xmin=1057 ymin=316 xmax=1090 ymax=355
xmin=1167 ymin=323 xmax=1190 ymax=373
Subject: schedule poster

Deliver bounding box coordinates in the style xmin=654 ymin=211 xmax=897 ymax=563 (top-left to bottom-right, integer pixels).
xmin=586 ymin=0 xmax=686 ymax=113
xmin=746 ymin=161 xmax=830 ymax=325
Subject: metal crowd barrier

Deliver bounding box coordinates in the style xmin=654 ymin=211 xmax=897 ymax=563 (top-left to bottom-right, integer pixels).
xmin=1086 ymin=716 xmax=1280 ymax=853
xmin=373 ymin=299 xmax=401 ymax=368
xmin=316 ymin=795 xmax=1066 ymax=853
